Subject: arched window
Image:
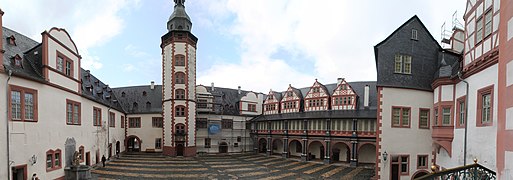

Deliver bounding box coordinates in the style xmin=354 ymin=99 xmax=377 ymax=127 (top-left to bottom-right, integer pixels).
xmin=175 ymin=89 xmax=185 ymax=99
xmin=175 ymin=72 xmax=186 ymax=84
xmin=175 ymin=123 xmax=185 ymax=135
xmin=146 ymin=102 xmax=151 ymax=109
xmin=133 ymin=102 xmax=138 ymax=110
xmin=175 ymin=55 xmax=185 ymax=66
xmin=175 ymin=105 xmax=186 ymax=117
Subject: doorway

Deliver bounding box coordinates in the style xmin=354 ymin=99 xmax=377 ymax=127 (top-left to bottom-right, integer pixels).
xmin=219 ymin=142 xmax=228 ymax=153
xmin=391 ymin=163 xmax=399 ymax=180
xmin=108 ymin=143 xmax=112 ymax=158
xmin=320 ymin=146 xmax=325 ymax=160
xmin=11 ymin=165 xmax=26 ymax=180
xmin=127 ymin=136 xmax=141 ymax=152
xmin=116 ymin=141 xmax=121 ymax=155
xmin=176 ymin=143 xmax=184 ymax=156
xmin=86 ymin=152 xmax=91 ymax=166
xmin=258 ymin=138 xmax=267 ymax=153
xmin=332 ymin=148 xmax=340 ymax=161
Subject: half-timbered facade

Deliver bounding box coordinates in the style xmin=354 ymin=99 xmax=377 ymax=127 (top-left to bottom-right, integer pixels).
xmin=263 ymin=90 xmax=281 ymax=115
xmin=252 ymin=79 xmax=377 ymax=167
xmin=280 ymin=85 xmax=302 ymax=113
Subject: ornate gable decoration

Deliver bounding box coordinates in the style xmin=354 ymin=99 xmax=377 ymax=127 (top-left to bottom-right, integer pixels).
xmin=264 ymin=89 xmax=279 ymax=104
xmin=305 ymin=79 xmax=328 ymax=99
xmin=282 ymin=84 xmax=300 ymax=101
xmin=332 ymin=78 xmax=356 ymax=96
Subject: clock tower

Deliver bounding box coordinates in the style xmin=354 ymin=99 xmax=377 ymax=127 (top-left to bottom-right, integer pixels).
xmin=161 ymin=0 xmax=197 ymax=156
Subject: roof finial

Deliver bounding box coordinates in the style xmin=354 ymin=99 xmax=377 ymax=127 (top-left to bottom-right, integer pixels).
xmin=174 ymin=0 xmax=185 ymax=6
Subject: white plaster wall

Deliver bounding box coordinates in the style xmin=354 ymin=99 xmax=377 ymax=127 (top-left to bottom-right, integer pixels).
xmin=5 ymin=76 xmax=124 ymax=180
xmin=441 ymin=85 xmax=454 ymax=101
xmin=434 ymin=87 xmax=439 ymax=103
xmin=163 ymin=101 xmax=172 ymax=146
xmin=359 ymin=145 xmax=376 ymax=163
xmin=195 ymin=115 xmax=252 ymax=153
xmin=48 ymin=30 xmax=78 ymax=54
xmin=240 ymin=92 xmax=263 ymax=116
xmin=187 ymin=101 xmax=196 ymax=146
xmin=379 ymin=87 xmax=433 ymax=180
xmin=47 ymin=38 xmax=80 ymax=92
xmin=127 ymin=114 xmax=162 ymax=152
xmin=438 ymin=64 xmax=498 ymax=171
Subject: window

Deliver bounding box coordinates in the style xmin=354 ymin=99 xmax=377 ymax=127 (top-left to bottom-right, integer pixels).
xmin=46 ymin=149 xmax=62 ymax=171
xmin=222 ymin=119 xmax=233 ymax=129
xmin=391 ymin=107 xmax=410 ymax=128
xmin=56 ymin=52 xmax=73 ymax=77
xmin=152 ymin=117 xmax=163 ymax=128
xmin=175 ymin=72 xmax=186 ymax=84
xmin=456 ymin=96 xmax=466 ymax=128
xmin=287 ymin=91 xmax=293 ymax=97
xmin=175 ymin=55 xmax=185 ymax=66
xmin=419 ymin=109 xmax=429 ymax=129
xmin=196 ymin=118 xmax=207 ymax=129
xmin=155 ymin=138 xmax=162 ymax=149
xmin=197 ymin=99 xmax=208 ymax=108
xmin=93 ymin=107 xmax=101 ymax=126
xmin=175 ymin=106 xmax=186 ymax=117
xmin=79 ymin=146 xmax=84 ymax=162
xmin=313 ymin=87 xmax=320 ymax=93
xmin=484 ymin=11 xmax=492 ymax=38
xmin=9 ymin=85 xmax=38 ymax=121
xmin=394 ymin=54 xmax=412 ymax=74
xmin=248 ymin=104 xmax=257 ymax=112
xmin=417 ymin=155 xmax=428 ymax=169
xmin=477 ymin=85 xmax=494 ymax=126
xmin=175 ymin=89 xmax=185 ymax=99
xmin=442 ymin=107 xmax=451 ymax=125
xmin=129 ymin=117 xmax=141 ymax=128
xmin=109 ymin=112 xmax=115 ymax=127
xmin=411 ymin=29 xmax=418 ymax=40
xmin=392 ymin=155 xmax=409 ymax=175
xmin=120 ymin=115 xmax=125 ymax=128
xmin=175 ymin=123 xmax=185 ymax=135
xmin=66 ymin=99 xmax=81 ymax=125
xmin=434 ymin=109 xmax=439 ymax=126
xmin=205 ymin=138 xmax=211 ymax=148
xmin=237 ymin=136 xmax=242 ymax=142
xmin=268 ymin=95 xmax=273 ymax=100
xmin=234 ymin=143 xmax=238 ymax=147
xmin=476 ymin=17 xmax=483 ymax=43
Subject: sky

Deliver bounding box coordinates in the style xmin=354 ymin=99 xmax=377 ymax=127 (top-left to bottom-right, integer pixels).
xmin=1 ymin=0 xmax=466 ymax=93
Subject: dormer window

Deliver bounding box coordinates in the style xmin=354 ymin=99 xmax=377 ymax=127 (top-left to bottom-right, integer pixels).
xmin=8 ymin=35 xmax=16 ymax=46
xmin=56 ymin=52 xmax=73 ymax=77
xmin=121 ymin=92 xmax=126 ymax=97
xmin=12 ymin=54 xmax=22 ymax=67
xmin=133 ymin=102 xmax=138 ymax=110
xmin=142 ymin=91 xmax=147 ymax=96
xmin=146 ymin=102 xmax=151 ymax=109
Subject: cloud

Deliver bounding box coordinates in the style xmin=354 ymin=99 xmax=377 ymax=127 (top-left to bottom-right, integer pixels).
xmin=124 ymin=44 xmax=149 ymax=58
xmin=122 ymin=64 xmax=135 ymax=72
xmin=1 ymin=0 xmax=141 ymax=70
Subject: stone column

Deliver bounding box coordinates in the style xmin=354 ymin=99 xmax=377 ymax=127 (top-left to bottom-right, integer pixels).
xmin=283 ymin=137 xmax=289 ymax=158
xmin=350 ymin=140 xmax=358 ymax=167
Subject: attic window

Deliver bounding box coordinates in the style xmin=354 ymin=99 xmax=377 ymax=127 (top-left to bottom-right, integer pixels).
xmin=8 ymin=35 xmax=16 ymax=46
xmin=121 ymin=92 xmax=126 ymax=97
xmin=269 ymin=95 xmax=273 ymax=100
xmin=313 ymin=87 xmax=320 ymax=93
xmin=287 ymin=91 xmax=293 ymax=97
xmin=340 ymin=84 xmax=347 ymax=90
xmin=133 ymin=102 xmax=138 ymax=109
xmin=143 ymin=91 xmax=147 ymax=96
xmin=411 ymin=29 xmax=418 ymax=40
xmin=12 ymin=54 xmax=22 ymax=67
xmin=146 ymin=102 xmax=151 ymax=109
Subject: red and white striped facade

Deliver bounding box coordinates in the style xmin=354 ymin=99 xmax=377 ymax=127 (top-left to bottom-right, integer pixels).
xmin=331 ymin=78 xmax=357 ymax=110
xmin=304 ymin=80 xmax=329 ymax=111
xmin=280 ymin=85 xmax=301 ymax=113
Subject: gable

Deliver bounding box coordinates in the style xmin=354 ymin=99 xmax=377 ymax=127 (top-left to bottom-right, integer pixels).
xmin=305 ymin=80 xmax=329 ymax=98
xmin=48 ymin=28 xmax=79 ymax=55
xmin=332 ymin=79 xmax=357 ymax=96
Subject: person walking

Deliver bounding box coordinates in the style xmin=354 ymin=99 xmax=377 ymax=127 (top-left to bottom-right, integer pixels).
xmin=101 ymin=155 xmax=106 ymax=167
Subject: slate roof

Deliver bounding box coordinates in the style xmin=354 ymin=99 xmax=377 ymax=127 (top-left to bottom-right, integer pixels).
xmin=205 ymin=86 xmax=263 ymax=116
xmin=2 ymin=27 xmax=45 ymax=82
xmin=112 ymin=85 xmax=163 ymax=114
xmin=253 ymin=81 xmax=377 ymax=121
xmin=80 ymin=69 xmax=124 ymax=112
xmin=434 ymin=50 xmax=461 ymax=79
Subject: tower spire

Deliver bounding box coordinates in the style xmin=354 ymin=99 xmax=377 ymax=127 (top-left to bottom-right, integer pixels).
xmin=167 ymin=0 xmax=191 ymax=32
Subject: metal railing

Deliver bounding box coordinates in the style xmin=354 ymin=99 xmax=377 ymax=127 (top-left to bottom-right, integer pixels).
xmin=416 ymin=160 xmax=496 ymax=180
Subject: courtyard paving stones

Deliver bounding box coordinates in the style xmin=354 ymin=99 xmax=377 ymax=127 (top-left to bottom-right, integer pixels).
xmin=92 ymin=153 xmax=374 ymax=179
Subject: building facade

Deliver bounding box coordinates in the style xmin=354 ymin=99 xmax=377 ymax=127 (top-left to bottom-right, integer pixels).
xmin=252 ymin=79 xmax=377 ymax=166
xmin=375 ymin=0 xmax=513 ymax=179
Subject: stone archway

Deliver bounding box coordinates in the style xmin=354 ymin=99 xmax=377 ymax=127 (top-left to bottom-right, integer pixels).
xmin=126 ymin=135 xmax=141 ymax=152
xmin=272 ymin=139 xmax=283 ymax=155
xmin=288 ymin=140 xmax=302 ymax=157
xmin=258 ymin=138 xmax=267 ymax=153
xmin=308 ymin=141 xmax=324 ymax=160
xmin=358 ymin=143 xmax=376 ymax=164
xmin=332 ymin=142 xmax=350 ymax=162
xmin=411 ymin=170 xmax=429 ymax=179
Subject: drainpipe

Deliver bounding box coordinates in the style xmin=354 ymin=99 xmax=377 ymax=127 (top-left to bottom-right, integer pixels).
xmin=458 ymin=71 xmax=469 ymax=165
xmin=6 ymin=70 xmax=12 ymax=180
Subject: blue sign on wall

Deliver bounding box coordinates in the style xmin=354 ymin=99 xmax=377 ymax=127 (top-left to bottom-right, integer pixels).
xmin=208 ymin=124 xmax=221 ymax=135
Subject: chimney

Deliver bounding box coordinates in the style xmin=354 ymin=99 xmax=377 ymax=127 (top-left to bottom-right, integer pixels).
xmin=337 ymin=78 xmax=343 ymax=85
xmin=150 ymin=81 xmax=155 ymax=90
xmin=0 ymin=9 xmax=4 ymax=68
xmin=211 ymin=82 xmax=215 ymax=91
xmin=364 ymin=85 xmax=370 ymax=107
xmin=238 ymin=86 xmax=241 ymax=95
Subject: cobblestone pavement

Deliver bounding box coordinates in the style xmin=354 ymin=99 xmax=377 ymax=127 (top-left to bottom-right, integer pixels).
xmin=91 ymin=153 xmax=374 ymax=180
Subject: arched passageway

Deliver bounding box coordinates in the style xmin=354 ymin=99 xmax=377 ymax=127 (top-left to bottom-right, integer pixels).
xmin=308 ymin=141 xmax=324 ymax=160
xmin=332 ymin=142 xmax=350 ymax=162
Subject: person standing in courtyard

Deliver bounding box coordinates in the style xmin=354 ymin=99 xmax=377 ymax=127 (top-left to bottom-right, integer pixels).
xmin=101 ymin=155 xmax=106 ymax=167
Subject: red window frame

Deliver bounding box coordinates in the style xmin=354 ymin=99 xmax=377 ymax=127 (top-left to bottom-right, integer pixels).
xmin=390 ymin=154 xmax=410 ymax=176
xmin=175 ymin=72 xmax=186 ymax=84
xmin=120 ymin=115 xmax=125 ymax=128
xmin=109 ymin=112 xmax=115 ymax=127
xmin=391 ymin=106 xmax=411 ymax=128
xmin=418 ymin=108 xmax=430 ymax=129
xmin=152 ymin=117 xmax=163 ymax=128
xmin=46 ymin=149 xmax=62 ymax=172
xmin=440 ymin=105 xmax=453 ymax=126
xmin=417 ymin=155 xmax=428 ymax=169
xmin=175 ymin=106 xmax=186 ymax=117
xmin=56 ymin=51 xmax=74 ymax=77
xmin=174 ymin=55 xmax=185 ymax=66
xmin=79 ymin=146 xmax=85 ymax=163
xmin=9 ymin=85 xmax=38 ymax=122
xmin=93 ymin=107 xmax=102 ymax=126
xmin=66 ymin=99 xmax=81 ymax=125
xmin=248 ymin=104 xmax=257 ymax=112
xmin=477 ymin=85 xmax=494 ymax=127
xmin=456 ymin=96 xmax=466 ymax=129
xmin=175 ymin=89 xmax=185 ymax=99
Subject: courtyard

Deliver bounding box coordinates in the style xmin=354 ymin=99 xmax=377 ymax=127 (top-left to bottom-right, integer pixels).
xmin=92 ymin=153 xmax=374 ymax=179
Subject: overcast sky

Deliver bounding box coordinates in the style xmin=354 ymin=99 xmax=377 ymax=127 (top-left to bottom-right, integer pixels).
xmin=0 ymin=0 xmax=466 ymax=93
